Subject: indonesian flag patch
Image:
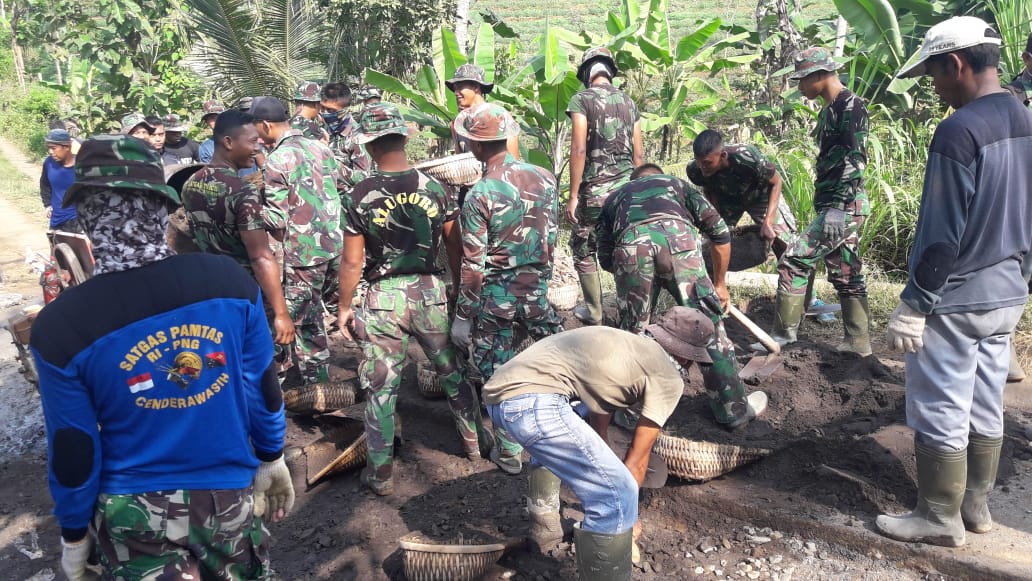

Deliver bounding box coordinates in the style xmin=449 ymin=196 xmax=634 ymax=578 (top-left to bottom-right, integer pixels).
xmin=127 ymin=372 xmax=155 ymax=394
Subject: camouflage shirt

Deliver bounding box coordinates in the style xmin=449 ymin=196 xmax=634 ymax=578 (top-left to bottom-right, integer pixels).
xmin=289 ymin=113 xmax=329 ymax=143
xmin=566 ymin=83 xmax=640 ymax=188
xmin=328 ymin=115 xmax=373 ymax=186
xmin=813 ymin=88 xmax=869 ymax=215
xmin=596 ymin=173 xmax=731 ymax=268
xmin=686 ymin=144 xmax=778 ymax=221
xmin=1005 ymin=69 xmax=1032 ymax=109
xmin=345 ymin=168 xmax=458 ymax=283
xmin=457 ymin=154 xmax=559 ymax=320
xmin=180 ymin=167 xmax=266 ymax=271
xmin=263 ymin=129 xmax=344 ymax=267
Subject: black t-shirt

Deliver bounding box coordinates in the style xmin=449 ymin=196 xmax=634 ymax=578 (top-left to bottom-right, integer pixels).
xmin=163 ymin=139 xmax=202 ymax=165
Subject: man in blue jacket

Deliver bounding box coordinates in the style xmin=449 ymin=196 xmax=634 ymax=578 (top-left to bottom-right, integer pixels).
xmin=31 ymin=135 xmax=294 ymax=580
xmin=40 ymin=129 xmax=81 ymax=232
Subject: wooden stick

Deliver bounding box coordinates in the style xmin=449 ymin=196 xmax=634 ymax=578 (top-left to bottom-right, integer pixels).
xmin=727 ymin=305 xmax=781 ymax=355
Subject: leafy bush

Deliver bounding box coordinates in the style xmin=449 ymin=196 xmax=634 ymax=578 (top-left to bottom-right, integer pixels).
xmin=18 ymin=86 xmax=60 ymax=119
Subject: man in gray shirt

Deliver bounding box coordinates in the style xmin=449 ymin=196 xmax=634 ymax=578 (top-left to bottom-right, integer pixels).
xmin=879 ymin=16 xmax=1032 ymax=548
xmin=483 ymin=306 xmax=713 ymax=580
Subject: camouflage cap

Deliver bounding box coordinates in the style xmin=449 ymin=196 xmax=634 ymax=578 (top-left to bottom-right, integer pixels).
xmin=354 ymin=103 xmax=411 ymax=145
xmin=163 ymin=113 xmax=188 ymax=132
xmin=646 ymin=306 xmax=715 ymax=364
xmin=293 ymin=81 xmax=322 ymax=103
xmin=62 ymin=134 xmax=180 ymax=208
xmin=356 ymin=85 xmax=382 ymax=102
xmin=120 ymin=112 xmax=155 ymax=135
xmin=577 ymin=46 xmax=618 ymax=84
xmin=201 ymin=100 xmax=226 ymax=119
xmin=445 ymin=64 xmax=494 ymax=94
xmin=454 ymin=103 xmax=519 ymax=142
xmin=787 ymin=47 xmax=841 ymax=80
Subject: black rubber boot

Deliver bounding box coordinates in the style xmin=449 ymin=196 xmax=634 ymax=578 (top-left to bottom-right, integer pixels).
xmin=961 ymin=434 xmax=1002 ymax=533
xmin=875 ymin=441 xmax=967 ymax=547
xmin=573 ymin=526 xmax=633 ymax=581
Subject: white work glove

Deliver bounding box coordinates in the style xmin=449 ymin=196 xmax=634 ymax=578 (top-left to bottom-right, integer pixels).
xmin=821 ymin=208 xmax=846 ymax=241
xmin=61 ymin=536 xmax=97 ymax=581
xmin=886 ymin=302 xmax=926 ymax=353
xmin=253 ymin=456 xmax=295 ymax=522
xmin=450 ymin=316 xmax=473 ymax=351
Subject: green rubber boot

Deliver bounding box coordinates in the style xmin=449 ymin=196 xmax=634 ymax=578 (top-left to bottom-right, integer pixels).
xmin=751 ymin=292 xmax=804 ymax=351
xmin=961 ymin=434 xmax=1002 ymax=534
xmin=573 ymin=526 xmax=633 ymax=581
xmin=875 ymin=442 xmax=967 ymax=547
xmin=527 ymin=466 xmax=563 ymax=548
xmin=836 ymin=295 xmax=872 ymax=356
xmin=574 ymin=273 xmax=603 ymax=325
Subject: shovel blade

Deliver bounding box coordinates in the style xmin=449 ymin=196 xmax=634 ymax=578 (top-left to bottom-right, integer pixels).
xmin=739 ymin=354 xmax=782 ymax=381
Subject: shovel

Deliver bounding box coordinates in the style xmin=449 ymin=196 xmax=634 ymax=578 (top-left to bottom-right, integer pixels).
xmin=726 ymin=305 xmax=783 ymax=381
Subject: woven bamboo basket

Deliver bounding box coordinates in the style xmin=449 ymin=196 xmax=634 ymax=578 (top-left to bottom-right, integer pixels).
xmin=547 ymin=283 xmax=580 ymax=311
xmin=284 ymin=381 xmax=357 ymax=414
xmin=414 ymin=153 xmax=483 ymax=187
xmin=417 ymin=361 xmax=447 ymax=400
xmin=399 ymin=536 xmax=506 ymax=581
xmin=305 ymin=418 xmax=368 ymax=485
xmin=651 ymin=433 xmax=771 ymax=481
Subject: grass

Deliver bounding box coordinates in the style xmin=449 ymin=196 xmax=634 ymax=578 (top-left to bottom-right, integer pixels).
xmin=0 ymin=154 xmax=47 ymax=222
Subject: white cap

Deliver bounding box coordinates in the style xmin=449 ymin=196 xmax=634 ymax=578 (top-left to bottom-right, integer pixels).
xmin=898 ymin=16 xmax=1001 ymax=78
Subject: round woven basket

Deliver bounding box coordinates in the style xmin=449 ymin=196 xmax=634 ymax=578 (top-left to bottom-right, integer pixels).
xmin=547 ymin=283 xmax=580 ymax=311
xmin=284 ymin=381 xmax=358 ymax=414
xmin=399 ymin=536 xmax=506 ymax=581
xmin=417 ymin=361 xmax=447 ymax=400
xmin=702 ymin=224 xmax=772 ymax=273
xmin=651 ymin=433 xmax=771 ymax=481
xmin=414 ymin=153 xmax=482 ymax=187
xmin=308 ymin=430 xmax=368 ymax=485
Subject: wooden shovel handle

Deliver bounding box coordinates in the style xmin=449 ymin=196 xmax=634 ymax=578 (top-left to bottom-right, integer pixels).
xmin=727 ymin=305 xmax=781 ymax=355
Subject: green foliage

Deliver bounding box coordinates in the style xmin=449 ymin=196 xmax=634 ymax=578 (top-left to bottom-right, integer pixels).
xmin=0 ymin=82 xmax=53 ymax=159
xmin=18 ymin=86 xmax=60 ymax=119
xmin=984 ymin=0 xmax=1032 ymax=79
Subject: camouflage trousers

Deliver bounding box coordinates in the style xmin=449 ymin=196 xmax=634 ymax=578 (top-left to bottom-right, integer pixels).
xmin=93 ymin=488 xmax=271 ymax=581
xmin=777 ymin=211 xmax=867 ymax=298
xmin=471 ymin=281 xmax=564 ymax=455
xmin=722 ymin=195 xmax=797 ymax=253
xmin=283 ymin=256 xmax=340 ymax=384
xmin=354 ymin=273 xmax=490 ymax=481
xmin=612 ymin=219 xmax=748 ymax=425
xmin=570 ymin=179 xmax=628 ymax=274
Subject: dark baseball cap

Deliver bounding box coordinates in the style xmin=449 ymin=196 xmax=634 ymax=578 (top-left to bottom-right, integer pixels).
xmin=646 ymin=306 xmax=714 ymax=364
xmin=247 ymin=96 xmax=290 ymax=122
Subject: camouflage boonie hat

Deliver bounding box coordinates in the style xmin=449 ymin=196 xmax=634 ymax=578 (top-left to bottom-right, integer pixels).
xmin=445 ymin=64 xmax=494 ymax=93
xmin=164 ymin=113 xmax=188 ymax=132
xmin=577 ymin=47 xmax=618 ymax=84
xmin=787 ymin=47 xmax=841 ymax=80
xmin=236 ymin=97 xmax=253 ymax=111
xmin=354 ymin=103 xmax=411 ymax=144
xmin=454 ymin=103 xmax=519 ymax=142
xmin=646 ymin=306 xmax=715 ymax=364
xmin=120 ymin=113 xmax=155 ymax=135
xmin=356 ymin=85 xmax=382 ymax=102
xmin=62 ymin=134 xmax=180 ymax=208
xmin=293 ymin=81 xmax=322 ymax=103
xmin=201 ymin=100 xmax=226 ymax=120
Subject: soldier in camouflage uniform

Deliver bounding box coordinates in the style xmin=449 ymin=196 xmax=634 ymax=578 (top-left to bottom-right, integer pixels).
xmin=337 ymin=104 xmax=493 ymax=494
xmin=761 ymin=47 xmax=872 ymax=356
xmin=446 ymin=64 xmax=519 ymax=157
xmin=686 ymin=129 xmax=796 ymax=255
xmin=197 ymin=100 xmax=226 ymax=163
xmin=31 ymin=135 xmax=292 ymax=581
xmin=249 ymin=96 xmax=345 ymax=386
xmin=451 ymin=104 xmax=563 ymax=474
xmin=181 ymin=109 xmax=295 ymax=347
xmin=1004 ymin=33 xmax=1032 ymax=108
xmin=567 ymin=47 xmax=644 ymax=325
xmin=355 ymin=85 xmax=382 ymax=107
xmin=321 ymin=82 xmax=373 ymax=188
xmin=597 ymin=164 xmax=768 ymax=427
xmin=291 ymin=80 xmax=331 ymax=143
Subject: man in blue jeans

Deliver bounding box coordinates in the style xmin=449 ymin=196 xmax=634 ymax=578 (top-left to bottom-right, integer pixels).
xmin=483 ymin=306 xmax=712 ymax=580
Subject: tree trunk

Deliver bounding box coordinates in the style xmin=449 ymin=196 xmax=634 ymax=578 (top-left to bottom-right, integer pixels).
xmin=9 ymin=2 xmax=25 ymax=89
xmin=834 ymin=16 xmax=848 ymax=57
xmin=54 ymin=57 xmax=64 ymax=85
xmin=455 ymin=0 xmax=472 ymax=53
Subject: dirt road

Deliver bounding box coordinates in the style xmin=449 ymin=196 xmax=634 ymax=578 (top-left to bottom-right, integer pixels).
xmin=0 ymin=138 xmax=1031 ymax=580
